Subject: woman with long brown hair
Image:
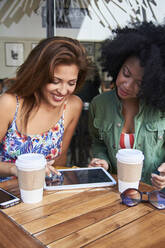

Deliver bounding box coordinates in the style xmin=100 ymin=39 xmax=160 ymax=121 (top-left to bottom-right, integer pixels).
xmin=0 ymin=36 xmax=88 ymax=180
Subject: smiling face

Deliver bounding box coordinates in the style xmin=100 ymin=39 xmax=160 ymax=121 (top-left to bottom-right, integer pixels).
xmin=42 ymin=63 xmax=79 ymax=108
xmin=116 ymin=56 xmax=144 ymax=100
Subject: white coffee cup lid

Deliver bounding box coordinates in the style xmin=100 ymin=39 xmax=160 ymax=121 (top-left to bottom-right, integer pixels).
xmin=116 ymin=149 xmax=144 ymax=164
xmin=16 ymin=153 xmax=46 ymax=170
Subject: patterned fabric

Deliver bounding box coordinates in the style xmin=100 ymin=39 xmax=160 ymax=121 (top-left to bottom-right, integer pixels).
xmin=120 ymin=132 xmax=134 ymax=149
xmin=0 ymin=96 xmax=65 ymax=164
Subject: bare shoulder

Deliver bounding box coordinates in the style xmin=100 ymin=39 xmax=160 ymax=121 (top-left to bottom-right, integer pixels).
xmin=65 ymin=95 xmax=83 ymax=124
xmin=0 ymin=93 xmax=16 ymax=107
xmin=0 ymin=93 xmax=17 ymax=119
xmin=67 ymin=95 xmax=83 ymax=111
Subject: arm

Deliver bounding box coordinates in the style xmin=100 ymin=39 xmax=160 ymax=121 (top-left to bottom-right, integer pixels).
xmin=0 ymin=94 xmax=60 ymax=177
xmin=54 ymin=95 xmax=83 ymax=167
xmin=88 ymin=99 xmax=111 ymax=171
xmin=0 ymin=94 xmax=17 ymax=176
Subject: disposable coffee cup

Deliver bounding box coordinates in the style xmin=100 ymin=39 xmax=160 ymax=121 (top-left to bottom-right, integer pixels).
xmin=16 ymin=153 xmax=46 ymax=204
xmin=116 ymin=149 xmax=144 ymax=193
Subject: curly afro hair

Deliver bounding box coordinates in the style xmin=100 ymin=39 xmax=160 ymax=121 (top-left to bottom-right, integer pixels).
xmin=101 ymin=21 xmax=165 ymax=112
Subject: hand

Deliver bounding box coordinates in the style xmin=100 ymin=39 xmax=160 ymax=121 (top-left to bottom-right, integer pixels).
xmin=88 ymin=158 xmax=109 ymax=171
xmin=11 ymin=165 xmax=18 ymax=177
xmin=151 ymin=163 xmax=165 ymax=190
xmin=46 ymin=160 xmax=61 ymax=177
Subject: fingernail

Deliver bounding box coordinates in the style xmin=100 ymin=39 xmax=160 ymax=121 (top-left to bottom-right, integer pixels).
xmin=95 ymin=162 xmax=100 ymax=165
xmin=57 ymin=171 xmax=61 ymax=176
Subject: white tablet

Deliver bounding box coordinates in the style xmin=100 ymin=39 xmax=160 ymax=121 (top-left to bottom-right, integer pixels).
xmin=44 ymin=167 xmax=116 ymax=190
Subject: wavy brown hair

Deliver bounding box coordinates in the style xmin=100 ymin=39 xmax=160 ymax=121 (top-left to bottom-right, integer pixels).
xmin=7 ymin=36 xmax=89 ymax=129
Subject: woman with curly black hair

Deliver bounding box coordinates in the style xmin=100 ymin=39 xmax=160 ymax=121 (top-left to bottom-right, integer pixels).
xmin=88 ymin=21 xmax=165 ymax=189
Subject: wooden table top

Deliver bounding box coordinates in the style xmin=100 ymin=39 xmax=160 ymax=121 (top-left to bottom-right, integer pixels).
xmin=0 ymin=174 xmax=165 ymax=248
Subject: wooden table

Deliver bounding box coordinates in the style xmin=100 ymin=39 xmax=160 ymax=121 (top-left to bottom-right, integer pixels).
xmin=0 ymin=176 xmax=165 ymax=248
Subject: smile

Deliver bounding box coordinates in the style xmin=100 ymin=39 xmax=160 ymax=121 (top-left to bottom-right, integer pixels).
xmin=118 ymin=87 xmax=129 ymax=97
xmin=52 ymin=94 xmax=64 ymax=102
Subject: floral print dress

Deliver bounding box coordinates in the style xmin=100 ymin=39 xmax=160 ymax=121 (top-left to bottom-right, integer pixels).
xmin=0 ymin=96 xmax=65 ymax=181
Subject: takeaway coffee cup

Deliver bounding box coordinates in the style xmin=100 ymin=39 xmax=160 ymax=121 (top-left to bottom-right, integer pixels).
xmin=16 ymin=153 xmax=46 ymax=204
xmin=116 ymin=149 xmax=144 ymax=193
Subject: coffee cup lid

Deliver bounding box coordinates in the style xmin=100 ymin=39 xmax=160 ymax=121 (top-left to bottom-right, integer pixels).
xmin=16 ymin=153 xmax=46 ymax=170
xmin=116 ymin=149 xmax=144 ymax=164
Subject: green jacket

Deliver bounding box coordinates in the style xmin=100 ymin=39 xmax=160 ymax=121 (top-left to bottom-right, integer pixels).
xmin=89 ymin=89 xmax=165 ymax=185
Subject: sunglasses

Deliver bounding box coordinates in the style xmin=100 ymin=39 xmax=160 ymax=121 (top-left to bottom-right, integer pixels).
xmin=120 ymin=188 xmax=165 ymax=210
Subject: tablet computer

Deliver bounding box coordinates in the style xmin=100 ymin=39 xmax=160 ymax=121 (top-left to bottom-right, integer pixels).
xmin=44 ymin=167 xmax=116 ymax=190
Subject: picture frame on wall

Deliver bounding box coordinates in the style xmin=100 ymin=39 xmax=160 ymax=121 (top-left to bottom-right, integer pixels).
xmin=81 ymin=42 xmax=95 ymax=56
xmin=5 ymin=42 xmax=24 ymax=67
xmin=31 ymin=43 xmax=38 ymax=49
xmin=87 ymin=55 xmax=94 ymax=62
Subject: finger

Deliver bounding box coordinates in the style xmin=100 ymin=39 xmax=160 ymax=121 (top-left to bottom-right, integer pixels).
xmin=152 ymin=173 xmax=165 ymax=182
xmin=157 ymin=163 xmax=165 ymax=176
xmin=49 ymin=165 xmax=61 ymax=176
xmin=88 ymin=163 xmax=97 ymax=167
xmin=151 ymin=178 xmax=160 ymax=189
xmin=46 ymin=164 xmax=61 ymax=176
xmin=47 ymin=160 xmax=55 ymax=166
xmin=91 ymin=158 xmax=99 ymax=163
xmin=11 ymin=166 xmax=18 ymax=177
xmin=158 ymin=162 xmax=165 ymax=172
xmin=45 ymin=166 xmax=52 ymax=177
xmin=151 ymin=178 xmax=165 ymax=189
xmin=94 ymin=161 xmax=102 ymax=165
xmin=88 ymin=159 xmax=100 ymax=166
